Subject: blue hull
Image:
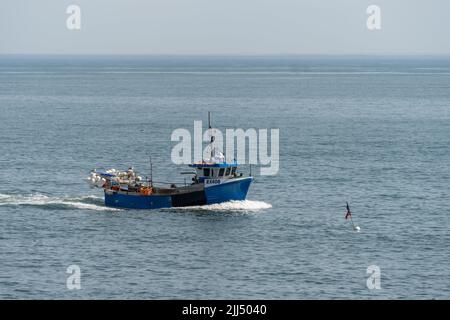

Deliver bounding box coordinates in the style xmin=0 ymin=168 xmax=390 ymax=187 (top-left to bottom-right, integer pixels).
xmin=104 ymin=177 xmax=253 ymax=209
xmin=105 ymin=193 xmax=172 ymax=209
xmin=204 ymin=177 xmax=253 ymax=204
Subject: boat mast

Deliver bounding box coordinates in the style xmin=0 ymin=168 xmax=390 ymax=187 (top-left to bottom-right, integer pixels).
xmin=208 ymin=111 xmax=214 ymax=159
xmin=149 ymin=156 xmax=153 ymax=187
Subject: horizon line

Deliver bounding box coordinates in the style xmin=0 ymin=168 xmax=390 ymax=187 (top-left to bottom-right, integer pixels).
xmin=1 ymin=53 xmax=450 ymax=58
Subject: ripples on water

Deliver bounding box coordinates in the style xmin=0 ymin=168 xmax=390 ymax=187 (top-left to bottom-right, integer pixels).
xmin=0 ymin=56 xmax=449 ymax=299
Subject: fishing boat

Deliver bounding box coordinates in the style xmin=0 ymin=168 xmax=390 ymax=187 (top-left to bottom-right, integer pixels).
xmin=87 ymin=114 xmax=253 ymax=209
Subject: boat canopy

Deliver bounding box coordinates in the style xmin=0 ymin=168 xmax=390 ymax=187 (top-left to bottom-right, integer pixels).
xmin=189 ymin=162 xmax=237 ymax=168
xmin=97 ymin=172 xmax=116 ymax=177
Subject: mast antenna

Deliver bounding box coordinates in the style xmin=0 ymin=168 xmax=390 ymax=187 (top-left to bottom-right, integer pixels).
xmin=208 ymin=111 xmax=214 ymax=159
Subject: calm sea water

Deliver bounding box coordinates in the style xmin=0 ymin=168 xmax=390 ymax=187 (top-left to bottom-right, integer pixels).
xmin=0 ymin=56 xmax=449 ymax=299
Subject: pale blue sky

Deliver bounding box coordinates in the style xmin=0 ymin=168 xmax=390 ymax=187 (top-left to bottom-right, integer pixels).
xmin=1 ymin=0 xmax=449 ymax=55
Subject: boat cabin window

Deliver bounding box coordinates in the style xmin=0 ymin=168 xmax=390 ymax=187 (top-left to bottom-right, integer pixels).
xmin=225 ymin=167 xmax=231 ymax=176
xmin=219 ymin=168 xmax=225 ymax=177
xmin=203 ymin=168 xmax=210 ymax=177
xmin=231 ymin=167 xmax=237 ymax=175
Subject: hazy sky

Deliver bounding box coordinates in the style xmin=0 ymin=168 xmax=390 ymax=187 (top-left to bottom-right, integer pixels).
xmin=1 ymin=0 xmax=449 ymax=55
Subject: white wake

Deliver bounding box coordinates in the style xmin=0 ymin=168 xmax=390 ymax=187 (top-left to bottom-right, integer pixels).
xmin=0 ymin=193 xmax=119 ymax=212
xmin=174 ymin=200 xmax=272 ymax=212
xmin=0 ymin=194 xmax=271 ymax=213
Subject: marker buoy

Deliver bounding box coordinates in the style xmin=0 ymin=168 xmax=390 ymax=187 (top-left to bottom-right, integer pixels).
xmin=346 ymin=202 xmax=361 ymax=232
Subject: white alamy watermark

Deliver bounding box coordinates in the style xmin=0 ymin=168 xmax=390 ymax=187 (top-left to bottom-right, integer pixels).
xmin=66 ymin=5 xmax=81 ymax=30
xmin=66 ymin=264 xmax=81 ymax=290
xmin=66 ymin=4 xmax=379 ymax=32
xmin=366 ymin=265 xmax=381 ymax=290
xmin=366 ymin=5 xmax=381 ymax=30
xmin=171 ymin=121 xmax=279 ymax=176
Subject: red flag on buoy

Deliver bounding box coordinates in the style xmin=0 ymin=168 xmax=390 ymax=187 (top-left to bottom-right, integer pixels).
xmin=345 ymin=202 xmax=352 ymax=220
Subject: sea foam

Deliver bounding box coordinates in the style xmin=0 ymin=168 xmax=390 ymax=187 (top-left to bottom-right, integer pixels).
xmin=0 ymin=193 xmax=119 ymax=212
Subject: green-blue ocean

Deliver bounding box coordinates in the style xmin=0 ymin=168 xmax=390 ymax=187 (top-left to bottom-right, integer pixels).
xmin=0 ymin=56 xmax=449 ymax=298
